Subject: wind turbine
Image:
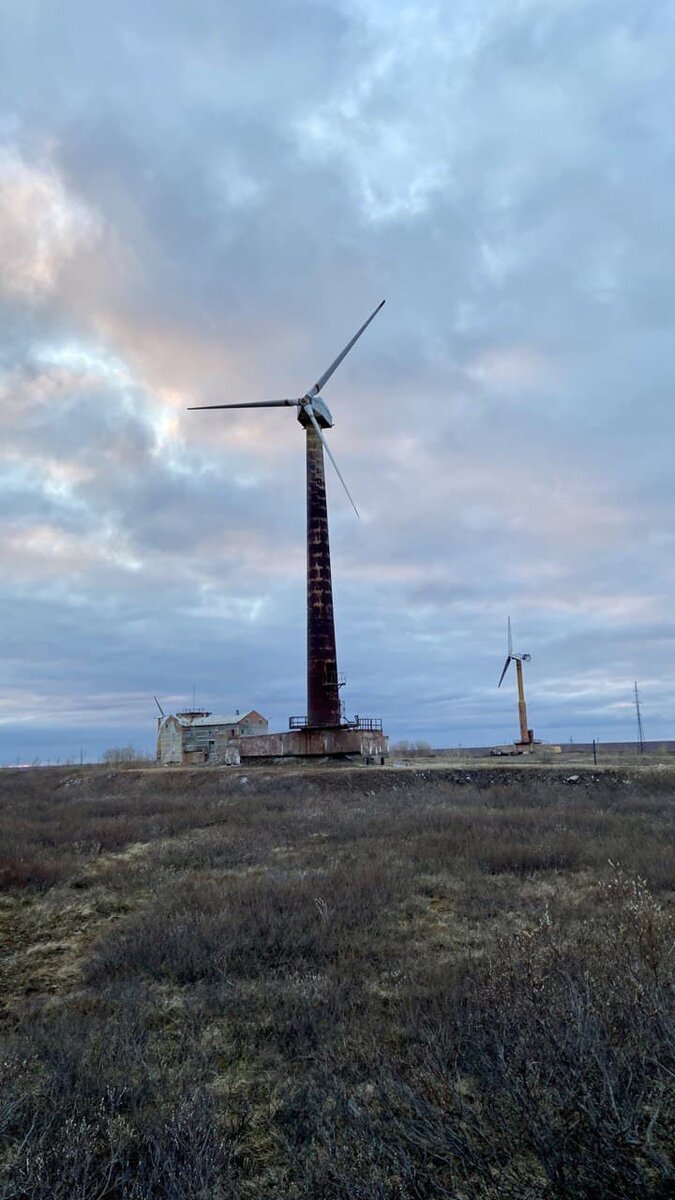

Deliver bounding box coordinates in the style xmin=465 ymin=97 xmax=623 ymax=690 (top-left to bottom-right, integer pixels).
xmin=189 ymin=300 xmax=385 ymax=730
xmin=497 ymin=617 xmax=533 ymax=745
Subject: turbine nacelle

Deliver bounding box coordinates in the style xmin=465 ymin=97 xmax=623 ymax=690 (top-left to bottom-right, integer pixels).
xmin=497 ymin=617 xmax=531 ymax=687
xmin=188 ymin=299 xmax=385 ymax=521
xmin=299 ymin=395 xmax=332 ymax=429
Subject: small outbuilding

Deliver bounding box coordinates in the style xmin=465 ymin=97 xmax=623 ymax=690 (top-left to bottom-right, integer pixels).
xmin=157 ymin=709 xmax=268 ymax=766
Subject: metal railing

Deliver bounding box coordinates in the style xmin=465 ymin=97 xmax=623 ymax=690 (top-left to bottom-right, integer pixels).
xmin=351 ymin=717 xmax=383 ymax=732
xmin=288 ymin=715 xmax=383 ymax=732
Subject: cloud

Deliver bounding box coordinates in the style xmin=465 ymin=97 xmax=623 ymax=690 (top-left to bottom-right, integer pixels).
xmin=0 ymin=149 xmax=100 ymax=298
xmin=0 ymin=0 xmax=674 ymax=758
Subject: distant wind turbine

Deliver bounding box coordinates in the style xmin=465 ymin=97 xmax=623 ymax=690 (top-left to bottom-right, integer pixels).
xmin=498 ymin=617 xmax=533 ymax=745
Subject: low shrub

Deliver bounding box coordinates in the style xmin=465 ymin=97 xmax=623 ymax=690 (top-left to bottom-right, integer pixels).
xmin=86 ymin=857 xmax=411 ymax=987
xmin=0 ymin=854 xmax=70 ymax=891
xmin=0 ymin=987 xmax=245 ymax=1199
xmin=274 ymin=878 xmax=674 ymax=1199
xmin=1 ymin=765 xmax=673 ymax=1197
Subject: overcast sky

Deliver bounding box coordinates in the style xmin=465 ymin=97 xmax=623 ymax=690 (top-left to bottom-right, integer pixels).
xmin=1 ymin=0 xmax=674 ymax=760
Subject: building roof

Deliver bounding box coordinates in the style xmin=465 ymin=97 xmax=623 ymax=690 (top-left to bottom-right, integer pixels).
xmin=170 ymin=710 xmax=266 ymax=729
xmin=177 ymin=713 xmax=241 ymax=728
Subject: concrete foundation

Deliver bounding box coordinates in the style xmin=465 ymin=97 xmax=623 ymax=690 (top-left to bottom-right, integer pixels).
xmin=238 ymin=726 xmax=388 ymax=760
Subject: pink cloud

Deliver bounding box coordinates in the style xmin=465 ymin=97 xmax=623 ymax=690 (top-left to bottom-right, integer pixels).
xmin=0 ymin=148 xmax=100 ymax=299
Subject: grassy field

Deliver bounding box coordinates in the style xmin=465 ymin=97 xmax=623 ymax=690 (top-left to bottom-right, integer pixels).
xmin=0 ymin=763 xmax=673 ymax=1199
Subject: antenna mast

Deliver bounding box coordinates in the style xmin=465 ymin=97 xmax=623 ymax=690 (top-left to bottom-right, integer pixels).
xmin=634 ymin=681 xmax=645 ymax=753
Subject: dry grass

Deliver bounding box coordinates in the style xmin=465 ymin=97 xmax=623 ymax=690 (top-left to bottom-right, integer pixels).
xmin=0 ymin=763 xmax=673 ymax=1198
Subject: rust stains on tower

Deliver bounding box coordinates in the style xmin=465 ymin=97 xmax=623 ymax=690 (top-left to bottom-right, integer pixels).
xmin=303 ymin=414 xmax=341 ymax=727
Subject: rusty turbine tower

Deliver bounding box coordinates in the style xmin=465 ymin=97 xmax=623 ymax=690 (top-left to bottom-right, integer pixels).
xmin=189 ymin=301 xmax=385 ymax=732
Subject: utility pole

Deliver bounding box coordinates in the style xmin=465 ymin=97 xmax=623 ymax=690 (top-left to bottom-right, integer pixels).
xmin=634 ymin=681 xmax=645 ymax=753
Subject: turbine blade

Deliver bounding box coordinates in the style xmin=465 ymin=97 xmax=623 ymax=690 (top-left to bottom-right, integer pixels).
xmin=498 ymin=656 xmax=512 ymax=688
xmin=308 ymin=300 xmax=385 ymax=397
xmin=306 ymin=408 xmax=360 ymax=518
xmin=188 ymin=400 xmax=300 ymax=410
xmin=507 ymin=616 xmax=513 ymax=657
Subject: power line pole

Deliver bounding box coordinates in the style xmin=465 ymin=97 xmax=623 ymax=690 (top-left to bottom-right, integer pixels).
xmin=634 ymin=681 xmax=645 ymax=753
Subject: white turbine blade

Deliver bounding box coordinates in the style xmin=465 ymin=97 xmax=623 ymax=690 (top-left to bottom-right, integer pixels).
xmin=307 ymin=408 xmax=360 ymax=519
xmin=507 ymin=616 xmax=513 ymax=657
xmin=308 ymin=300 xmax=385 ymax=397
xmin=188 ymin=399 xmax=300 ymax=410
xmin=498 ymin=655 xmax=512 ymax=688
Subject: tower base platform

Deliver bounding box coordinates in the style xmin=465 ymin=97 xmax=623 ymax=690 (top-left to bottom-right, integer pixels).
xmin=238 ymin=725 xmax=388 ymax=760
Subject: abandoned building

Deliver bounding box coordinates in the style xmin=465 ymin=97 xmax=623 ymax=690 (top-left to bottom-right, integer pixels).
xmin=157 ymin=709 xmax=268 ymax=765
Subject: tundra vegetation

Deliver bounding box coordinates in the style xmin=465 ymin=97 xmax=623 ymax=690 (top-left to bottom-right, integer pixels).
xmin=0 ymin=763 xmax=673 ymax=1199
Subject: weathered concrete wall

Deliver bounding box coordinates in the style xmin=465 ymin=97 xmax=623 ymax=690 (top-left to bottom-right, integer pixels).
xmin=238 ymin=733 xmax=286 ymax=757
xmin=158 ymin=717 xmax=183 ymax=765
xmin=183 ymin=749 xmax=207 ymax=765
xmin=239 ymin=728 xmax=388 ymax=758
xmin=359 ymin=731 xmax=389 ymax=759
xmin=209 ymin=744 xmax=241 ymax=765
